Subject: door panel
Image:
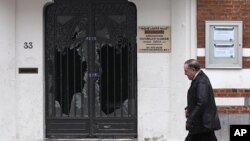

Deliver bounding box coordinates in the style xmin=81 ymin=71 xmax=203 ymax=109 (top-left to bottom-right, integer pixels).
xmin=94 ymin=4 xmax=136 ymax=117
xmin=45 ymin=3 xmax=92 ymax=138
xmin=92 ymin=3 xmax=137 ymax=137
xmin=45 ymin=0 xmax=137 ymax=138
xmin=46 ymin=3 xmax=90 ymax=118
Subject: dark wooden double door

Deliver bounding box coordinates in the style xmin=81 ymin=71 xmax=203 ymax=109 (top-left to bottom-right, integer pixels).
xmin=45 ymin=0 xmax=137 ymax=138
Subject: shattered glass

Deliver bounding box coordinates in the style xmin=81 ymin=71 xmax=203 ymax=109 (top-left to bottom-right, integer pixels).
xmin=47 ymin=12 xmax=136 ymax=118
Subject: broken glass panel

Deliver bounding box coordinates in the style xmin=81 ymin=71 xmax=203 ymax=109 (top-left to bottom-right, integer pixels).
xmin=54 ymin=16 xmax=89 ymax=117
xmin=95 ymin=14 xmax=134 ymax=117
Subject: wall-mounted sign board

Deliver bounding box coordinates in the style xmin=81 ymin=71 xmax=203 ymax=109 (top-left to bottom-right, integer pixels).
xmin=138 ymin=26 xmax=171 ymax=53
xmin=205 ymin=21 xmax=243 ymax=68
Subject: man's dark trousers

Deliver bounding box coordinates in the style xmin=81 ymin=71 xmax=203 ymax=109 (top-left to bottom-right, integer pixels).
xmin=185 ymin=131 xmax=217 ymax=141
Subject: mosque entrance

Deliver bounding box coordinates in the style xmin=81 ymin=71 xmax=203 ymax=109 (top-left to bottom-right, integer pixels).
xmin=45 ymin=0 xmax=137 ymax=138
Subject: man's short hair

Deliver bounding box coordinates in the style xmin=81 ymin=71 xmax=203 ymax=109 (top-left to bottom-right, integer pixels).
xmin=184 ymin=59 xmax=201 ymax=71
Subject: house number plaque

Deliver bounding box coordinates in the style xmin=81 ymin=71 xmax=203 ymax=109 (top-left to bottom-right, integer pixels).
xmin=24 ymin=42 xmax=33 ymax=49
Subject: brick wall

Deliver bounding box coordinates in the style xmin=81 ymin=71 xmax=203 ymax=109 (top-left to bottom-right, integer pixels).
xmin=197 ymin=0 xmax=250 ymax=114
xmin=214 ymin=89 xmax=250 ymax=113
xmin=197 ymin=0 xmax=250 ymax=68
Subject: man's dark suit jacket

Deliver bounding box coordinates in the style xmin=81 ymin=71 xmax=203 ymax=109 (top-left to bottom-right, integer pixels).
xmin=186 ymin=70 xmax=221 ymax=134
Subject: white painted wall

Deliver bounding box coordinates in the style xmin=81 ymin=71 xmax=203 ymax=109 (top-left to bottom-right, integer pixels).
xmin=129 ymin=0 xmax=172 ymax=140
xmin=0 ymin=0 xmax=16 ymax=140
xmin=15 ymin=0 xmax=51 ymax=141
xmin=169 ymin=0 xmax=196 ymax=140
xmin=216 ymin=97 xmax=245 ymax=106
xmin=204 ymin=69 xmax=250 ymax=89
xmin=130 ymin=0 xmax=196 ymax=141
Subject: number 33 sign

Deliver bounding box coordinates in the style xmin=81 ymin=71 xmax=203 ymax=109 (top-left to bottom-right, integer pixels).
xmin=24 ymin=42 xmax=33 ymax=49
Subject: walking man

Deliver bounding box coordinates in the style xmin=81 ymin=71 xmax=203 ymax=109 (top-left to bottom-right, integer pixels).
xmin=184 ymin=59 xmax=221 ymax=141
